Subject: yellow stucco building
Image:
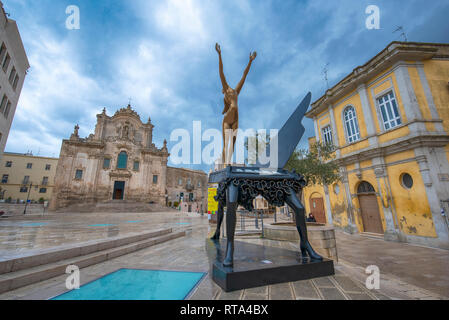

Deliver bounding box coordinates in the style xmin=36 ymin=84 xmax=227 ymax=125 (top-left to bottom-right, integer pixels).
xmin=0 ymin=152 xmax=58 ymax=202
xmin=304 ymin=42 xmax=449 ymax=249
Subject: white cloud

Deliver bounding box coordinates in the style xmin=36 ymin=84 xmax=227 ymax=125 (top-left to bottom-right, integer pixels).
xmin=5 ymin=0 xmax=448 ymax=168
xmin=5 ymin=28 xmax=107 ymax=156
xmin=154 ymin=0 xmax=209 ymax=45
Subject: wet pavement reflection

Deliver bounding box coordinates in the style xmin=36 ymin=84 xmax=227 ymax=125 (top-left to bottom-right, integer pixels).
xmin=0 ymin=211 xmax=203 ymax=259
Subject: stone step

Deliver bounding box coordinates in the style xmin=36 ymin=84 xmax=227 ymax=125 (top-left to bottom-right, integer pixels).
xmin=55 ymin=201 xmax=174 ymax=213
xmin=0 ymin=230 xmax=185 ymax=294
xmin=0 ymin=228 xmax=173 ymax=275
xmin=236 ymin=231 xmax=263 ymax=237
xmin=360 ymin=232 xmax=384 ymax=239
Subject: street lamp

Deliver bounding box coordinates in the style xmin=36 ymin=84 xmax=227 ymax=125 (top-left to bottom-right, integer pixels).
xmin=23 ymin=182 xmax=34 ymax=215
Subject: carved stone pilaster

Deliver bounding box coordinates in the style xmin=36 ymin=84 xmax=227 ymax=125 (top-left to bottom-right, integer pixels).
xmin=416 ymin=155 xmax=433 ymax=187
xmin=374 ymin=165 xmax=386 ymax=178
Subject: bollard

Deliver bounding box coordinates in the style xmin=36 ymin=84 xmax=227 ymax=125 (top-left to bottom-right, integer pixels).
xmin=255 ymin=212 xmax=259 ymax=229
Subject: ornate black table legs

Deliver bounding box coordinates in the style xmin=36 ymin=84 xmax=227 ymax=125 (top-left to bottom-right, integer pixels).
xmin=211 ymin=202 xmax=224 ymax=240
xmin=223 ymin=184 xmax=239 ymax=267
xmin=211 ymin=184 xmax=239 ymax=266
xmin=285 ymin=187 xmax=323 ymax=260
xmin=211 ymin=183 xmax=323 ymax=267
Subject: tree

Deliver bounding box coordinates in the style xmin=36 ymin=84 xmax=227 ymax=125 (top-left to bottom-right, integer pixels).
xmin=284 ymin=142 xmax=340 ymax=223
xmin=284 ymin=142 xmax=340 ymax=187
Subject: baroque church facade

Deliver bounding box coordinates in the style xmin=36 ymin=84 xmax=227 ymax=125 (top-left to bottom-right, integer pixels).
xmin=50 ymin=104 xmax=207 ymax=211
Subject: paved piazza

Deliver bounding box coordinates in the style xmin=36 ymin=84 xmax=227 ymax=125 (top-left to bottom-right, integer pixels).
xmin=0 ymin=211 xmax=192 ymax=259
xmin=0 ymin=211 xmax=448 ymax=300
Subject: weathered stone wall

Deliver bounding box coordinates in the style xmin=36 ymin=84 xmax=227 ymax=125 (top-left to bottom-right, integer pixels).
xmin=263 ymin=223 xmax=338 ymax=261
xmin=166 ymin=167 xmax=208 ymax=212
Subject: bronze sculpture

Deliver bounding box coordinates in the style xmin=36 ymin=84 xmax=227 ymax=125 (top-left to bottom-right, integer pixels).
xmin=208 ymin=46 xmax=332 ymax=291
xmin=210 ymin=92 xmax=323 ymax=267
xmin=215 ymin=43 xmax=257 ymax=165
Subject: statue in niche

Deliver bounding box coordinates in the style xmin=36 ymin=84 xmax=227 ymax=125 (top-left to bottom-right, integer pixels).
xmin=123 ymin=125 xmax=129 ymax=139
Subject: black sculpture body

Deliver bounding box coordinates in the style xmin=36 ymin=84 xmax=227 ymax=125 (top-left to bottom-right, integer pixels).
xmin=209 ymin=92 xmax=323 ymax=267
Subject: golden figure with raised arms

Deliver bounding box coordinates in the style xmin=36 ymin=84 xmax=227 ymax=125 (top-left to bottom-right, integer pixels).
xmin=215 ymin=43 xmax=257 ymax=165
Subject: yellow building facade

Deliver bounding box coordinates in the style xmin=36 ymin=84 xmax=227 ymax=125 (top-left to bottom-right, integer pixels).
xmin=0 ymin=152 xmax=58 ymax=202
xmin=304 ymin=42 xmax=449 ymax=249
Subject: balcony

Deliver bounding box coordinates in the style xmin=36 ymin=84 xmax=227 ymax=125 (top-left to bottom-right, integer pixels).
xmin=186 ymin=183 xmax=194 ymax=191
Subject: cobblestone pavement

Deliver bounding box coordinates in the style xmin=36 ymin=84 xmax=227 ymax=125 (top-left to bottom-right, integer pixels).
xmin=334 ymin=230 xmax=449 ymax=298
xmin=0 ymin=212 xmax=447 ymax=300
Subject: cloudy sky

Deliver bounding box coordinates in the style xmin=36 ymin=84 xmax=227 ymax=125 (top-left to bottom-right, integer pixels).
xmin=3 ymin=0 xmax=449 ymax=171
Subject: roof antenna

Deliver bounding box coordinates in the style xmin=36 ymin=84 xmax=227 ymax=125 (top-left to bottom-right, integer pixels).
xmin=393 ymin=26 xmax=408 ymax=42
xmin=322 ymin=63 xmax=330 ymax=89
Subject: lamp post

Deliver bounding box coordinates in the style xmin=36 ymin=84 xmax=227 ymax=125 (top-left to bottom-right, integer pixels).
xmin=23 ymin=182 xmax=33 ymax=215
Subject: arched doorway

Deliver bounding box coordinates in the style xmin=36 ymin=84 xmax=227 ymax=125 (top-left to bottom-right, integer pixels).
xmin=309 ymin=194 xmax=326 ymax=224
xmin=357 ymin=181 xmax=383 ymax=234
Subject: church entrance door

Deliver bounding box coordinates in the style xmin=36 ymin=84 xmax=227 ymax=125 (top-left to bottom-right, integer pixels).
xmin=113 ymin=181 xmax=125 ymax=200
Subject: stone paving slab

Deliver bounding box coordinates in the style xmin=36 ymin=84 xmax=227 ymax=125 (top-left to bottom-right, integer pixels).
xmin=333 ymin=275 xmax=365 ymax=293
xmin=0 ymin=212 xmax=446 ymax=300
xmin=317 ymin=287 xmax=347 ymax=300
xmin=347 ymin=293 xmax=373 ymax=300
xmin=291 ymin=280 xmax=321 ymax=300
xmin=0 ymin=228 xmax=172 ymax=270
xmin=269 ymin=283 xmax=294 ymax=300
xmin=217 ymin=290 xmax=244 ymax=300
xmin=0 ymin=230 xmax=186 ymax=294
xmin=312 ymin=276 xmax=334 ymax=288
xmin=0 ymin=211 xmax=195 ymax=255
xmin=242 ymin=286 xmax=268 ymax=300
xmin=335 ymin=230 xmax=449 ymax=298
xmin=336 ymin=258 xmax=447 ymax=300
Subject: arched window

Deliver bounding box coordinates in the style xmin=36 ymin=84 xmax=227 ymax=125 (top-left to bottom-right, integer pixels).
xmin=357 ymin=181 xmax=375 ymax=194
xmin=344 ymin=106 xmax=361 ymax=143
xmin=117 ymin=151 xmax=128 ymax=169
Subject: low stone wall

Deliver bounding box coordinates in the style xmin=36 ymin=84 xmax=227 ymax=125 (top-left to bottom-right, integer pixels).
xmin=264 ymin=223 xmax=338 ymax=262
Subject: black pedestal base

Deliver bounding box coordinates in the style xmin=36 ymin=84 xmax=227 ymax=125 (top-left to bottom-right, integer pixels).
xmin=206 ymin=239 xmax=335 ymax=292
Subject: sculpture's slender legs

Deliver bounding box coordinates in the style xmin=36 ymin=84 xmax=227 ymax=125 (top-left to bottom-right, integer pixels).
xmin=223 ymin=183 xmax=239 ymax=267
xmin=211 ymin=201 xmax=225 ymax=240
xmin=285 ymin=189 xmax=323 ymax=260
